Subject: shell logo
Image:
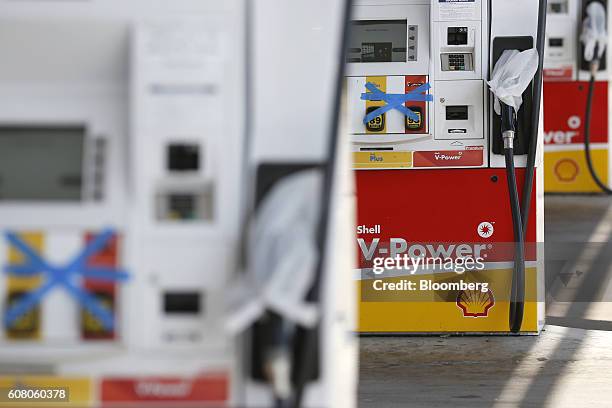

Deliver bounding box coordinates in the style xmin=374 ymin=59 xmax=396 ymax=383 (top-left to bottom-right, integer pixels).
xmin=554 ymin=158 xmax=579 ymax=182
xmin=456 ymin=289 xmax=495 ymax=318
xmin=568 ymin=115 xmax=581 ymax=130
xmin=477 ymin=222 xmax=494 ymax=238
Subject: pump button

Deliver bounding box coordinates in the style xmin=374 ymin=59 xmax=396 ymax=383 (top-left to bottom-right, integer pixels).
xmin=365 ymin=106 xmax=385 ymax=132
xmin=405 ymin=107 xmax=423 ymax=130
xmin=441 ymin=53 xmax=474 ymax=71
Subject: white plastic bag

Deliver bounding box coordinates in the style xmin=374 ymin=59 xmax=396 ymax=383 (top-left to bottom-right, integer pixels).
xmin=581 ymin=2 xmax=607 ymax=62
xmin=225 ymin=169 xmax=322 ymax=334
xmin=488 ymin=48 xmax=539 ymax=115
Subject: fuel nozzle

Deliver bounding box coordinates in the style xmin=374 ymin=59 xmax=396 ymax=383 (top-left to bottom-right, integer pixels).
xmin=488 ymin=48 xmax=539 ymax=149
xmin=501 ymin=103 xmax=517 ymax=150
xmin=581 ymin=1 xmax=607 ymax=74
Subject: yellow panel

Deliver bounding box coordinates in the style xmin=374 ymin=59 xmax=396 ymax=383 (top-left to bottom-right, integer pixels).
xmin=544 ymin=148 xmax=609 ymax=193
xmin=365 ymin=76 xmax=387 ymax=134
xmin=6 ymin=232 xmax=44 ymax=340
xmin=0 ymin=376 xmax=92 ymax=407
xmin=354 ymin=151 xmax=413 ymax=169
xmin=357 ymin=267 xmax=539 ymax=333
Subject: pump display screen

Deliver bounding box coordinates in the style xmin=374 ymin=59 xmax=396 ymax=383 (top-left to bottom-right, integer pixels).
xmin=0 ymin=126 xmax=84 ymax=201
xmin=447 ymin=27 xmax=468 ymax=45
xmin=347 ymin=20 xmax=411 ymax=63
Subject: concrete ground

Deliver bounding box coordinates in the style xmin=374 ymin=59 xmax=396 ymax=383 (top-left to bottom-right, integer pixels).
xmin=359 ymin=195 xmax=612 ymax=408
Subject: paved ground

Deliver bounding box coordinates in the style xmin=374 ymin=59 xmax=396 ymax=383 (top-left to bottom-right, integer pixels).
xmin=358 ymin=195 xmax=612 ymax=408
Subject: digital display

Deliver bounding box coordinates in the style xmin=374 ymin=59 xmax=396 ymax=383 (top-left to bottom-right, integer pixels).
xmin=0 ymin=126 xmax=84 ymax=201
xmin=347 ymin=20 xmax=410 ymax=63
xmin=448 ymin=27 xmax=468 ymax=46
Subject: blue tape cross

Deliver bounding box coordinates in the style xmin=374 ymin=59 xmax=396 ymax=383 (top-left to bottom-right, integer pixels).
xmin=361 ymin=82 xmax=433 ymax=124
xmin=3 ymin=229 xmax=129 ymax=331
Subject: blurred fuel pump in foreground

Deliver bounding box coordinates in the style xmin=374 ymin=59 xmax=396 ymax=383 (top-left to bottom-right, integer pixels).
xmin=543 ymin=0 xmax=611 ymax=193
xmin=0 ymin=1 xmax=356 ymax=407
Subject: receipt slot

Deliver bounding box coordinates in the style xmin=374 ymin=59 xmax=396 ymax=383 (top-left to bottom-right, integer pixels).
xmin=348 ymin=0 xmax=545 ymax=334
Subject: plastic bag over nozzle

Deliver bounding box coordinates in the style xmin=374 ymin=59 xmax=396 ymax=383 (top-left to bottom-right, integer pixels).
xmin=581 ymin=2 xmax=608 ymax=63
xmin=488 ymin=48 xmax=540 ymax=116
xmin=225 ymin=169 xmax=321 ymax=335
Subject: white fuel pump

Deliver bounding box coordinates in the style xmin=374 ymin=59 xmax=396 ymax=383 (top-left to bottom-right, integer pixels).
xmin=348 ymin=0 xmax=547 ymax=335
xmin=0 ymin=1 xmax=356 ymax=407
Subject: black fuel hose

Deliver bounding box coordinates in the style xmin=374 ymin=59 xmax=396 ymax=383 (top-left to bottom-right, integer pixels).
xmin=584 ymin=70 xmax=612 ymax=193
xmin=504 ymin=0 xmax=547 ymax=334
xmin=501 ymin=103 xmax=526 ymax=333
xmin=504 ymin=148 xmax=526 ymax=333
xmin=521 ymin=0 xmax=547 ymax=233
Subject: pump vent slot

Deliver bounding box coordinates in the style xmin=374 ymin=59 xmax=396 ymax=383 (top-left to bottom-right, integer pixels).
xmin=163 ymin=292 xmax=202 ymax=315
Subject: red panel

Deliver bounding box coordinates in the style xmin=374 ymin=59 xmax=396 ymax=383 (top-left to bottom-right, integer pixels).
xmin=81 ymin=233 xmax=118 ymax=340
xmin=544 ymin=67 xmax=573 ymax=82
xmin=355 ymin=168 xmax=538 ymax=267
xmin=543 ymin=81 xmax=608 ymax=145
xmin=100 ymin=375 xmax=228 ymax=404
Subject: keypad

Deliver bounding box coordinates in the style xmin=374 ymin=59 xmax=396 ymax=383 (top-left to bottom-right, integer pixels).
xmin=448 ymin=54 xmax=466 ymax=71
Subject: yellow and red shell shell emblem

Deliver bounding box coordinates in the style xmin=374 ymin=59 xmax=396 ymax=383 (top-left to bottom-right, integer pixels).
xmin=554 ymin=158 xmax=579 ymax=182
xmin=456 ymin=289 xmax=495 ymax=317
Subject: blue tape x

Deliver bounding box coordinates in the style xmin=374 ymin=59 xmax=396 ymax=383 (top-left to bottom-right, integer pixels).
xmin=3 ymin=229 xmax=129 ymax=331
xmin=361 ymin=82 xmax=434 ymax=124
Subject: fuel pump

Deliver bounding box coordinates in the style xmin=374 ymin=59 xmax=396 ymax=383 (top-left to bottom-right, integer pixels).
xmin=581 ymin=2 xmax=611 ymax=192
xmin=350 ymin=0 xmax=546 ymax=334
xmin=543 ymin=0 xmax=611 ymax=193
xmin=0 ymin=1 xmax=356 ymax=407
